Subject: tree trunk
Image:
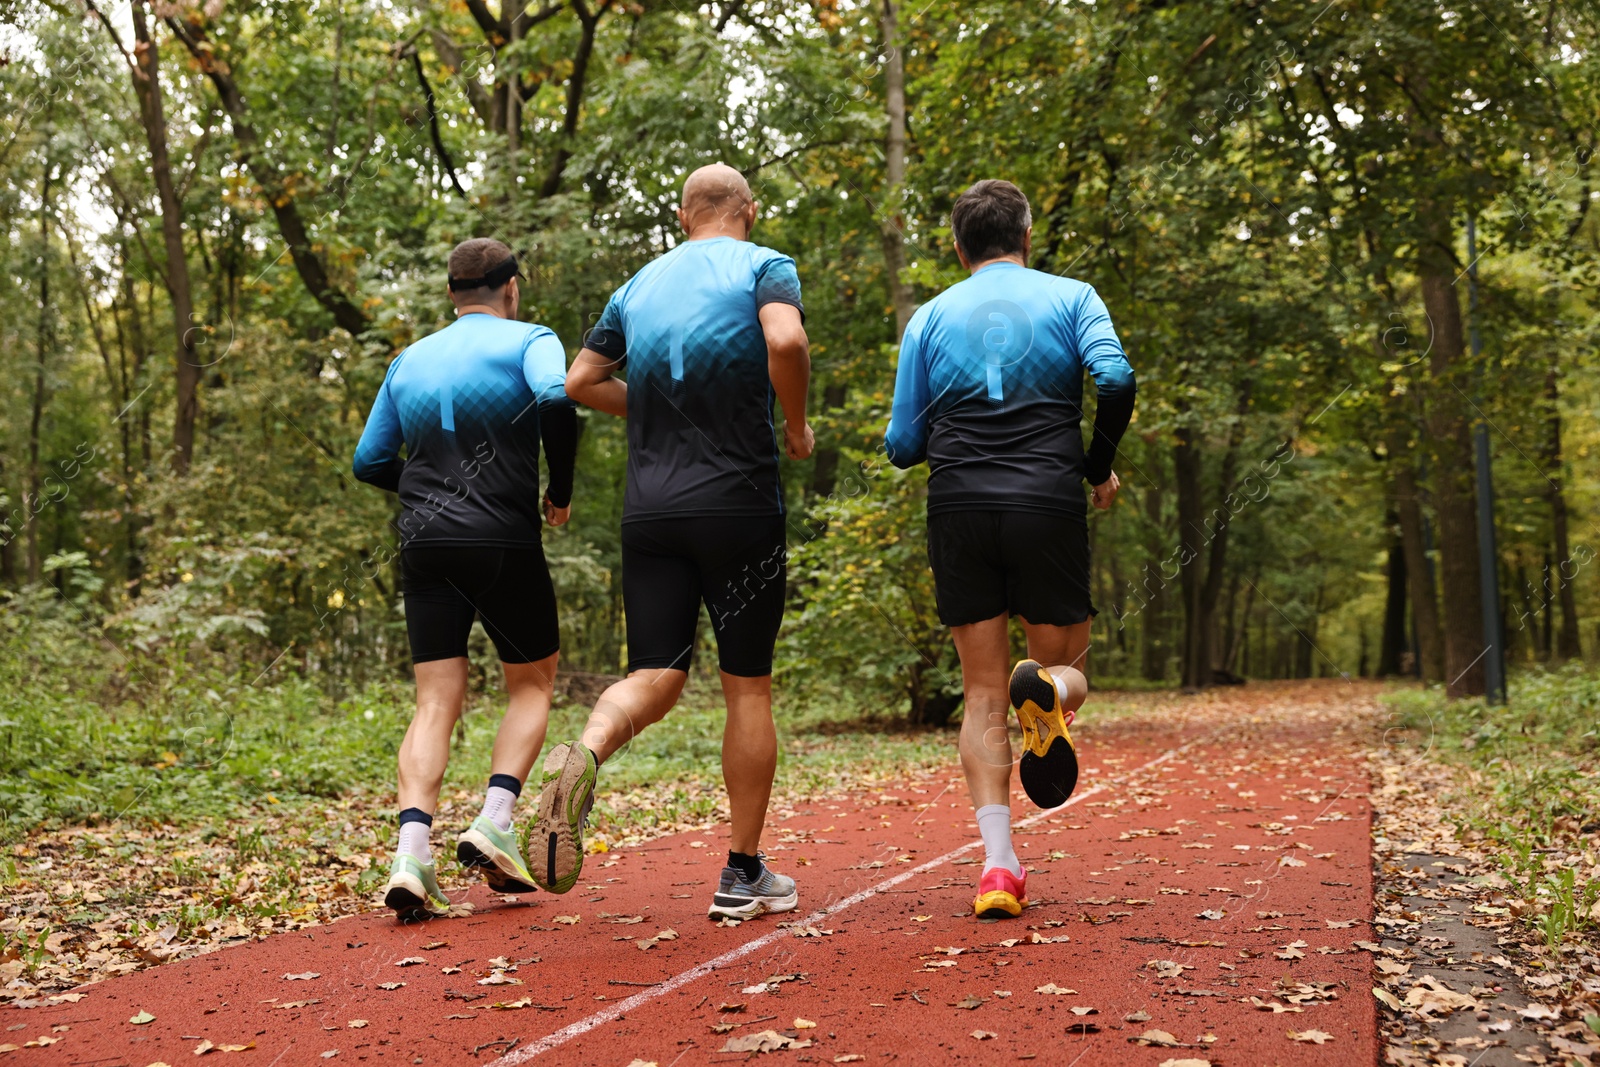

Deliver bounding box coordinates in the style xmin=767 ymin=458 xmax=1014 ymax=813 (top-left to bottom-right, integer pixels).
xmin=0 ymin=449 xmax=14 ymax=584
xmin=1387 ymin=422 xmax=1446 ymax=682
xmin=1174 ymin=427 xmax=1210 ymax=690
xmin=1139 ymin=480 xmax=1169 ymax=681
xmin=1376 ymin=516 xmax=1408 ymax=677
xmin=505 ymin=0 xmax=523 ymax=164
xmin=807 ymin=381 xmax=848 ymax=498
xmin=1544 ymin=361 xmax=1582 ymax=659
xmin=130 ymin=3 xmax=202 ymax=473
xmin=1418 ymin=218 xmax=1486 ymax=697
xmin=877 ymin=0 xmax=914 ymax=339
xmin=26 ymin=155 xmax=52 ymax=583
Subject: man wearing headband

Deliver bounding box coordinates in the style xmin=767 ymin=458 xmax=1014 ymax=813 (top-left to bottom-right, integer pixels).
xmin=529 ymin=163 xmax=812 ymax=921
xmin=353 ymin=237 xmax=578 ymax=920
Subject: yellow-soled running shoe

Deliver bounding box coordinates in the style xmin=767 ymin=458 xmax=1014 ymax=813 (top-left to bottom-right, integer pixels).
xmin=1009 ymin=659 xmax=1079 ymax=808
xmin=973 ymin=866 xmax=1028 ymax=919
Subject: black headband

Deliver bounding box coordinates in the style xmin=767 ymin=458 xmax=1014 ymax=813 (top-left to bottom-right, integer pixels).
xmin=448 ymin=253 xmax=520 ymax=292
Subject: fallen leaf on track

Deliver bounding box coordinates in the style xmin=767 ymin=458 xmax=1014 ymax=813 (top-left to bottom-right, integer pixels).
xmin=491 ymin=998 xmax=533 ymax=1010
xmin=721 ymin=1030 xmax=811 ymax=1052
xmin=1248 ymin=998 xmax=1299 ymax=1017
xmin=1034 ymin=983 xmax=1077 ymax=995
xmin=1249 ymin=997 xmax=1302 ymax=1013
xmin=1288 ymin=1029 xmax=1333 ymax=1044
xmin=1133 ymin=1029 xmax=1182 ymax=1047
xmin=129 ymin=1010 xmax=155 ymax=1025
xmin=553 ymin=915 xmax=580 ymax=925
xmin=970 ymin=1030 xmax=995 ymax=1041
xmin=478 ymin=972 xmax=522 ymax=986
xmin=282 ymin=972 xmax=320 ymax=981
xmin=1148 ymin=960 xmax=1193 ymax=978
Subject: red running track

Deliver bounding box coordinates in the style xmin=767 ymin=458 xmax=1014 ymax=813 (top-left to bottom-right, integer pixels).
xmin=5 ymin=687 xmax=1378 ymax=1066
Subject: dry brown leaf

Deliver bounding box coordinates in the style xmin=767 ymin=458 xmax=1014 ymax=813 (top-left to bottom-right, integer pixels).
xmin=1288 ymin=1029 xmax=1333 ymax=1044
xmin=1134 ymin=1029 xmax=1182 ymax=1047
xmin=721 ymin=1030 xmax=810 ymax=1053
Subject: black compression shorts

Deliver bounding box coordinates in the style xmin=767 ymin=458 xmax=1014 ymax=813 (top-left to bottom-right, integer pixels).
xmin=621 ymin=515 xmax=787 ymax=677
xmin=926 ymin=511 xmax=1096 ymax=628
xmin=401 ymin=546 xmax=559 ymax=664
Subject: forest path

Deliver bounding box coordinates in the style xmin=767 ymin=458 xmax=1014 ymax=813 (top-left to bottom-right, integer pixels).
xmin=5 ymin=683 xmax=1381 ymax=1066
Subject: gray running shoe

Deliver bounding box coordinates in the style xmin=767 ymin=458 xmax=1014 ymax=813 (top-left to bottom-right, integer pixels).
xmin=707 ymin=856 xmax=798 ymax=920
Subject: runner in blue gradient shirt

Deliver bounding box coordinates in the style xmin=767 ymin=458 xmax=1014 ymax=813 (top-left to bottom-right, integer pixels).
xmin=885 ymin=180 xmax=1136 ymax=920
xmin=353 ymin=237 xmax=577 ymax=921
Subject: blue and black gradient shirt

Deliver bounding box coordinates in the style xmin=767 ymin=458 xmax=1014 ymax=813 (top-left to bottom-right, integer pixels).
xmin=352 ymin=313 xmax=578 ymax=547
xmin=884 ymin=261 xmax=1135 ymax=516
xmin=582 ymin=236 xmax=803 ymax=523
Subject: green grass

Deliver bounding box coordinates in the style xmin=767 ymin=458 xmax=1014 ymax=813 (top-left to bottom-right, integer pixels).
xmin=0 ymin=642 xmax=968 ymax=846
xmin=1383 ymin=664 xmax=1600 ymax=947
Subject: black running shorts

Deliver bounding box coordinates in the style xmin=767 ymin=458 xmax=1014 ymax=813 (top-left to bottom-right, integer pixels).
xmin=401 ymin=546 xmax=559 ymax=664
xmin=926 ymin=511 xmax=1096 ymax=628
xmin=622 ymin=515 xmax=787 ymax=677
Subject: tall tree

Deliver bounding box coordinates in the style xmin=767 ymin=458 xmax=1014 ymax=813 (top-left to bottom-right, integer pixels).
xmin=877 ymin=0 xmax=913 ymax=339
xmin=167 ymin=13 xmax=370 ymax=338
xmin=91 ymin=0 xmax=203 ymax=473
xmin=26 ymin=147 xmax=53 ymax=582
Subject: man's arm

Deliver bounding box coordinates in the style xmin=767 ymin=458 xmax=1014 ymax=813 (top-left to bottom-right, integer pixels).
xmin=1075 ymin=286 xmax=1136 ymax=497
xmin=523 ymin=330 xmax=578 ymax=524
xmin=352 ymin=361 xmax=405 ymax=491
xmin=566 ymin=347 xmax=627 ymax=417
xmin=760 ymin=302 xmax=812 ymax=460
xmin=884 ymin=323 xmax=930 ymax=468
xmin=569 ymin=299 xmax=629 ymax=417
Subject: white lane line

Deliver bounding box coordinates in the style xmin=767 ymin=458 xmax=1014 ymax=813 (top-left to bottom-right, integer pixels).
xmin=490 ymin=738 xmax=1199 ymax=1065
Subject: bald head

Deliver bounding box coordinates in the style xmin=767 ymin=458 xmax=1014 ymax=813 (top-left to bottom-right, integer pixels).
xmin=678 ymin=163 xmax=757 ymax=239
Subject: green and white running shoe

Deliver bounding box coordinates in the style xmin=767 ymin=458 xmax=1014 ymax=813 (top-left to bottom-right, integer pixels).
xmin=457 ymin=815 xmax=537 ymax=894
xmin=707 ymin=856 xmax=798 ymax=920
xmin=383 ymin=853 xmax=449 ymax=922
xmin=529 ymin=741 xmax=596 ymax=895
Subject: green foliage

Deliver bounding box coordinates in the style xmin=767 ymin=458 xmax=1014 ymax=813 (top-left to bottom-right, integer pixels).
xmin=1 ymin=0 xmax=1596 ymax=724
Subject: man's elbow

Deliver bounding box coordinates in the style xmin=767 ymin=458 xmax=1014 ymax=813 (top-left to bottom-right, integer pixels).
xmin=352 ymin=458 xmax=386 ymax=489
xmin=766 ymin=326 xmax=810 ymax=365
xmin=883 ymin=435 xmax=922 ymax=469
xmin=1101 ymin=368 xmax=1137 ymax=402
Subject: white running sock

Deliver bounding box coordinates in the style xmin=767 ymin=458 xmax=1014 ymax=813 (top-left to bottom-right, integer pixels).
xmin=976 ymin=804 xmax=1022 ymax=876
xmin=481 ymin=784 xmax=518 ymax=831
xmin=398 ymin=820 xmax=432 ymax=863
xmin=1053 ymin=674 xmax=1070 ymax=702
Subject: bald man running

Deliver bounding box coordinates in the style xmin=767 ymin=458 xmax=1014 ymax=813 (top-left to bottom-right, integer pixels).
xmin=529 ymin=164 xmax=812 ymax=920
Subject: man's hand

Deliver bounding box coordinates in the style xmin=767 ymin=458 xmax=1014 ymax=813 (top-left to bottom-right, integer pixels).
xmin=545 ymin=495 xmax=571 ymax=526
xmin=1090 ymin=471 xmax=1121 ymax=510
xmin=784 ymin=420 xmax=815 ymax=461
